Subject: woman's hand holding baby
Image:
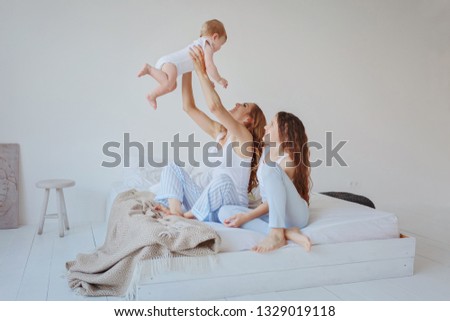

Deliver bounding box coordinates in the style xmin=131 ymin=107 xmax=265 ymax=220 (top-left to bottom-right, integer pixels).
xmin=190 ymin=46 xmax=228 ymax=89
xmin=190 ymin=46 xmax=207 ymax=75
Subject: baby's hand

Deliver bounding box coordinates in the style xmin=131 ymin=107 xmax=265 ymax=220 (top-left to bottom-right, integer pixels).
xmin=218 ymin=78 xmax=228 ymax=89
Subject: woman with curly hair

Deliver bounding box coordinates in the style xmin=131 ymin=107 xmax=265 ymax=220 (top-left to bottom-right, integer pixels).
xmin=219 ymin=111 xmax=312 ymax=253
xmin=154 ymin=47 xmax=266 ymax=223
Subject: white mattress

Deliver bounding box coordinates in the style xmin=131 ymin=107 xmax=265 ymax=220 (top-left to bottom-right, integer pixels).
xmin=205 ymin=193 xmax=399 ymax=252
xmin=107 ymin=179 xmax=399 ymax=253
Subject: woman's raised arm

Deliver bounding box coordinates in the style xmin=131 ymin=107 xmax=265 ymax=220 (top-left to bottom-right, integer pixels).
xmin=181 ymin=72 xmax=224 ymax=140
xmin=189 ymin=46 xmax=252 ymax=143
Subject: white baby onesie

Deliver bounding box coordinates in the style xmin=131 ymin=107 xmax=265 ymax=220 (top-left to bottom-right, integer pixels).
xmin=155 ymin=37 xmax=211 ymax=76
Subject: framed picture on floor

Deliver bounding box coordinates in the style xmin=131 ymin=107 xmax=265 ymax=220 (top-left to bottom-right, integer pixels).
xmin=0 ymin=144 xmax=19 ymax=229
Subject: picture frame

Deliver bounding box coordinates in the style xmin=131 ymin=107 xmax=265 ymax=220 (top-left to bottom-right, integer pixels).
xmin=0 ymin=144 xmax=19 ymax=229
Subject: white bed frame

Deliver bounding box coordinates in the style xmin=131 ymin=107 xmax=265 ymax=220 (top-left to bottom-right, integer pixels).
xmin=107 ymin=178 xmax=415 ymax=300
xmin=136 ymin=234 xmax=415 ymax=300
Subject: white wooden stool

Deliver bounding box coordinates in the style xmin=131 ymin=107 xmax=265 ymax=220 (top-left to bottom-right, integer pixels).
xmin=36 ymin=179 xmax=75 ymax=237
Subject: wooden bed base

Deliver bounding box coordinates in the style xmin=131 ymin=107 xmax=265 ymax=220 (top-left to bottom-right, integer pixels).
xmin=135 ymin=234 xmax=415 ymax=300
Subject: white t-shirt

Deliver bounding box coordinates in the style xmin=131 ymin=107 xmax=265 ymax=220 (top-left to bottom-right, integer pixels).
xmin=209 ymin=133 xmax=252 ymax=206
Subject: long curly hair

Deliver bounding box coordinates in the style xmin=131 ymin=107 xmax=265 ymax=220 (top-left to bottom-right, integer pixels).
xmin=277 ymin=112 xmax=311 ymax=205
xmin=244 ymin=104 xmax=266 ymax=193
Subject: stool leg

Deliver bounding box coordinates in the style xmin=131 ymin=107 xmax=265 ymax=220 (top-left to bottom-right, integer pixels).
xmin=56 ymin=188 xmax=65 ymax=237
xmin=58 ymin=188 xmax=70 ymax=230
xmin=38 ymin=188 xmax=50 ymax=235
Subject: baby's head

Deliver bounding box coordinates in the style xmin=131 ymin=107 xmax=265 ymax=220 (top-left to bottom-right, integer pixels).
xmin=200 ymin=19 xmax=227 ymax=52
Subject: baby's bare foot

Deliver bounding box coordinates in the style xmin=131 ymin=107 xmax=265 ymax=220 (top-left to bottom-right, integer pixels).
xmin=147 ymin=94 xmax=157 ymax=110
xmin=137 ymin=64 xmax=151 ymax=77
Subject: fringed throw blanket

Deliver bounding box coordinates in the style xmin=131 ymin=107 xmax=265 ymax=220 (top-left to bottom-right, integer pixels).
xmin=66 ymin=189 xmax=221 ymax=297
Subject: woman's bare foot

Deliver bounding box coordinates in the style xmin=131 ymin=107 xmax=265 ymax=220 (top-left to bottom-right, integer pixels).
xmin=147 ymin=94 xmax=157 ymax=110
xmin=152 ymin=204 xmax=183 ymax=217
xmin=182 ymin=211 xmax=196 ymax=219
xmin=152 ymin=203 xmax=171 ymax=215
xmin=285 ymin=227 xmax=311 ymax=252
xmin=137 ymin=64 xmax=151 ymax=77
xmin=252 ymin=228 xmax=287 ymax=253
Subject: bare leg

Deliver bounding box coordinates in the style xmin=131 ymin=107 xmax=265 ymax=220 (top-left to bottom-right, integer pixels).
xmin=147 ymin=63 xmax=178 ymax=109
xmin=153 ymin=202 xmax=185 ymax=217
xmin=153 ymin=200 xmax=198 ymax=219
xmin=285 ymin=227 xmax=311 ymax=252
xmin=137 ymin=64 xmax=152 ymax=77
xmin=137 ymin=64 xmax=170 ymax=83
xmin=252 ymin=228 xmax=287 ymax=253
xmin=137 ymin=63 xmax=178 ymax=109
xmin=168 ymin=198 xmax=183 ymax=216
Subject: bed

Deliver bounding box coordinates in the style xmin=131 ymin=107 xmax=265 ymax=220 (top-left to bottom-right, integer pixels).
xmin=105 ymin=166 xmax=415 ymax=300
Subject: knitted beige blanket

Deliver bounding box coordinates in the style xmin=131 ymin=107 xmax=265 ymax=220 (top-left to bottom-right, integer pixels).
xmin=66 ymin=189 xmax=221 ymax=297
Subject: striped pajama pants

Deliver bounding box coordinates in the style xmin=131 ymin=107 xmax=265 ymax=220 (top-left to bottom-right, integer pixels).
xmin=155 ymin=163 xmax=242 ymax=222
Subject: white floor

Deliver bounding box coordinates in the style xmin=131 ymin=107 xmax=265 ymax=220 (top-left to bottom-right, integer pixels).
xmin=1 ymin=210 xmax=449 ymax=301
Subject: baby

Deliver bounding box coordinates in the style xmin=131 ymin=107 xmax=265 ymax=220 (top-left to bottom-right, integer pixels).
xmin=138 ymin=19 xmax=228 ymax=109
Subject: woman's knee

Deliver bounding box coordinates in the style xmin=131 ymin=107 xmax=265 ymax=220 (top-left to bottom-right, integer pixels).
xmin=166 ymin=162 xmax=181 ymax=170
xmin=163 ymin=162 xmax=183 ymax=176
xmin=159 ymin=162 xmax=186 ymax=185
xmin=218 ymin=205 xmax=239 ymax=223
xmin=210 ymin=174 xmax=234 ymax=190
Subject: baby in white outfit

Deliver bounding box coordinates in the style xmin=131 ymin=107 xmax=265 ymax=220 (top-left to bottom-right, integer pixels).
xmin=138 ymin=19 xmax=228 ymax=109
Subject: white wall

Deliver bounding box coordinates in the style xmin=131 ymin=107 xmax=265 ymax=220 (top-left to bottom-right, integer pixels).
xmin=1 ymin=0 xmax=449 ymax=225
